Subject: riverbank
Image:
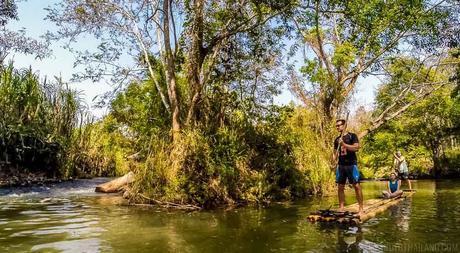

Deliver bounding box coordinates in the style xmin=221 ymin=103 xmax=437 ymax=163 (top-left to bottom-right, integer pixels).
xmin=0 ymin=171 xmax=68 ymax=188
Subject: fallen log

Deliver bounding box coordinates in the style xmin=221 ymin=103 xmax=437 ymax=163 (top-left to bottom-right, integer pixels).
xmin=95 ymin=172 xmax=134 ymax=193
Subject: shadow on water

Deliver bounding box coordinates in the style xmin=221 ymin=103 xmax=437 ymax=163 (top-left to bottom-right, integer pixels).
xmin=0 ymin=179 xmax=460 ymax=252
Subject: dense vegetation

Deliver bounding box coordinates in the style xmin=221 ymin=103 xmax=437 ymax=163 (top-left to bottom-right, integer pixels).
xmin=1 ymin=0 xmax=459 ymax=207
xmin=0 ymin=64 xmax=81 ymax=180
xmin=360 ymin=52 xmax=460 ymax=178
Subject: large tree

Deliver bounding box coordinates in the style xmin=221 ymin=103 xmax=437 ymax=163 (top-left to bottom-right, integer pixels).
xmin=46 ymin=0 xmax=292 ymax=141
xmin=365 ymin=60 xmax=460 ymax=177
xmin=288 ymin=0 xmax=458 ymax=144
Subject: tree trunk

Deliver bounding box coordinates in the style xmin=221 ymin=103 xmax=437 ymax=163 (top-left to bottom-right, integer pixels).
xmin=162 ymin=0 xmax=181 ymax=140
xmin=186 ymin=0 xmax=205 ymax=126
xmin=431 ymin=139 xmax=443 ymax=178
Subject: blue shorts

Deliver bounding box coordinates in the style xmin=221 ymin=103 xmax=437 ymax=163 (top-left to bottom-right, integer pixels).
xmin=336 ymin=165 xmax=360 ymax=184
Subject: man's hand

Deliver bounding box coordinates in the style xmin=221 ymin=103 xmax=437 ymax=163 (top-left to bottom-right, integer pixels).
xmin=331 ymin=152 xmax=338 ymax=171
xmin=338 ymin=137 xmax=344 ymax=145
xmin=330 ymin=163 xmax=337 ymax=172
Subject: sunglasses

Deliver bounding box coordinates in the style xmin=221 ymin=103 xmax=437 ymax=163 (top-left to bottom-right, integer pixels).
xmin=335 ymin=124 xmax=343 ymax=127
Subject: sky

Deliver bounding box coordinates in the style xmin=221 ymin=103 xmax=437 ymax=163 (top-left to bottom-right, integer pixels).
xmin=6 ymin=0 xmax=381 ymax=118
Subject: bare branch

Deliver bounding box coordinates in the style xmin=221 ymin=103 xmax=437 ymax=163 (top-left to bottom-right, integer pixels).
xmin=359 ymin=81 xmax=450 ymax=139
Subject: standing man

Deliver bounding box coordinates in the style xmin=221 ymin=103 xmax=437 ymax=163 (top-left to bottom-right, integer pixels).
xmin=333 ymin=119 xmax=364 ymax=215
xmin=393 ymin=151 xmax=412 ymax=190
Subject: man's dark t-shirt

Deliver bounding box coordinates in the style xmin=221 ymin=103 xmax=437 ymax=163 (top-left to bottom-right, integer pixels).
xmin=334 ymin=132 xmax=359 ymax=166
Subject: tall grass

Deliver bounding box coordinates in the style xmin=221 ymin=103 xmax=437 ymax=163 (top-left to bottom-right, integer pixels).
xmin=0 ymin=63 xmax=84 ymax=177
xmin=281 ymin=107 xmax=335 ymax=195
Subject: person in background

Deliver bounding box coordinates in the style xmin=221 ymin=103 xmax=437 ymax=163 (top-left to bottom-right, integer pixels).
xmin=382 ymin=172 xmax=403 ymax=199
xmin=393 ymin=151 xmax=412 ymax=190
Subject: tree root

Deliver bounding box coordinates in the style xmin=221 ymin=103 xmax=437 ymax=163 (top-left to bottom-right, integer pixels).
xmin=133 ymin=193 xmax=202 ymax=211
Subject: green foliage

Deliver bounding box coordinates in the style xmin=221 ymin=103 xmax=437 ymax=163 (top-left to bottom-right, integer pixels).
xmin=111 ymin=79 xmax=170 ymax=135
xmin=291 ymin=0 xmax=453 ymax=132
xmin=443 ymin=148 xmax=460 ymax=175
xmin=65 ymin=115 xmax=138 ymax=177
xmin=280 ymin=107 xmax=335 ymax=194
xmin=87 ymin=82 xmax=334 ymax=207
xmin=360 ymin=50 xmax=460 ymax=178
xmin=331 ymin=42 xmax=356 ymax=69
xmin=362 ymin=79 xmax=460 ymax=177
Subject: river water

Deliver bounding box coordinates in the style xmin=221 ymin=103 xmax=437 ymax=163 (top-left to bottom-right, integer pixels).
xmin=0 ymin=179 xmax=459 ymax=252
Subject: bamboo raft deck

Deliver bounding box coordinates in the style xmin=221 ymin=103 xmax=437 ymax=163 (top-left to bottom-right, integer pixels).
xmin=307 ymin=190 xmax=415 ymax=225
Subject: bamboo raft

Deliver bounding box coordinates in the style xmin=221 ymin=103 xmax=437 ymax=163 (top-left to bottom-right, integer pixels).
xmin=307 ymin=190 xmax=415 ymax=225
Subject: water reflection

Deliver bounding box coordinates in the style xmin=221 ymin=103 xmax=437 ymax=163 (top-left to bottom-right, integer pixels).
xmin=387 ymin=198 xmax=412 ymax=232
xmin=31 ymin=238 xmax=105 ymax=252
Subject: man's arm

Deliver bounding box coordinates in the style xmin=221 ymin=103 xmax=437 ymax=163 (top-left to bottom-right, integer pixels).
xmin=342 ymin=142 xmax=359 ymax=151
xmin=331 ymin=138 xmax=339 ymax=170
xmin=339 ymin=134 xmax=360 ymax=151
xmin=393 ymin=158 xmax=399 ymax=171
xmin=400 ymin=156 xmax=406 ymax=163
xmin=332 ymin=151 xmax=337 ymax=161
xmin=331 ymin=152 xmax=338 ymax=170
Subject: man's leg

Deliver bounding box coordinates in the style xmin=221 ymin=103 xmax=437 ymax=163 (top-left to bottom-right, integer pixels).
xmin=407 ymin=178 xmax=412 ymax=190
xmin=338 ymin=184 xmax=345 ymax=211
xmin=348 ymin=165 xmax=364 ymax=213
xmin=353 ymin=183 xmax=364 ymax=214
